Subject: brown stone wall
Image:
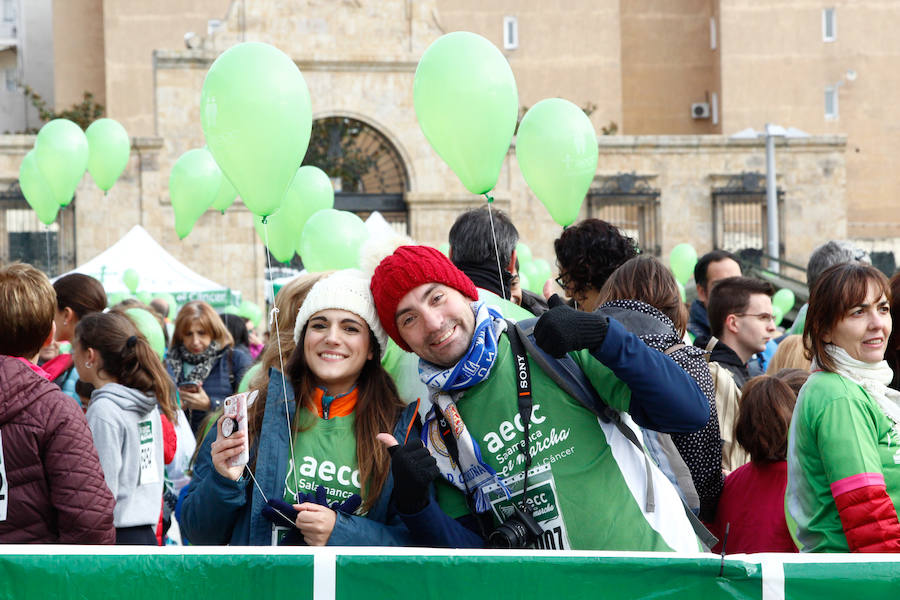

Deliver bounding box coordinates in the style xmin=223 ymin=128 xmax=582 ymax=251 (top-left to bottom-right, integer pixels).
xmin=52 ymin=0 xmax=106 ymax=111
xmin=435 ymin=0 xmax=623 ymax=137
xmin=99 ymin=0 xmax=231 ymax=136
xmin=620 ymin=0 xmax=721 ymax=135
xmin=718 ymin=0 xmax=899 ymax=238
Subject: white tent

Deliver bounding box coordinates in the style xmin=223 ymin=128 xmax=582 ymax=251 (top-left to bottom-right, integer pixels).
xmin=57 ymin=225 xmax=239 ymax=307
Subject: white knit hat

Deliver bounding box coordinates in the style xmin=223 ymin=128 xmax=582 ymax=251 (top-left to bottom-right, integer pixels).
xmin=293 ymin=269 xmax=388 ymax=353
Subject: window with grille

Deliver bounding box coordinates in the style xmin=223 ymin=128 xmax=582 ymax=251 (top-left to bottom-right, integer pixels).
xmin=586 ymin=173 xmax=660 ymax=256
xmin=711 ymin=173 xmax=784 ymax=266
xmin=0 ymin=183 xmax=76 ymax=276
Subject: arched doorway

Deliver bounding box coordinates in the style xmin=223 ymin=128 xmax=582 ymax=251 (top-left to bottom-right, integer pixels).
xmin=265 ymin=116 xmax=410 ymax=272
xmin=304 ymin=116 xmax=409 ymax=235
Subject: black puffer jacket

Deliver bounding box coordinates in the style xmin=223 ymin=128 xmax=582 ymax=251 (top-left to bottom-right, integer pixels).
xmin=0 ymin=356 xmax=115 ymax=543
xmin=597 ymin=300 xmax=724 ymax=521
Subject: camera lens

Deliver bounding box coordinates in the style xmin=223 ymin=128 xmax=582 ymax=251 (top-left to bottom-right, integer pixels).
xmin=488 ymin=520 xmax=529 ymax=549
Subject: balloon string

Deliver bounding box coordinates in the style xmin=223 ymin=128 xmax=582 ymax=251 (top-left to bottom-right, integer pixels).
xmin=262 ymin=220 xmax=299 ymax=496
xmin=486 ymin=200 xmax=506 ymax=300
xmin=45 ymin=223 xmax=51 ymax=277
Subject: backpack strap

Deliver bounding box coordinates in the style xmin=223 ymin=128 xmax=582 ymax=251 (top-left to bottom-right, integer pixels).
xmin=664 ymin=343 xmax=686 ymax=356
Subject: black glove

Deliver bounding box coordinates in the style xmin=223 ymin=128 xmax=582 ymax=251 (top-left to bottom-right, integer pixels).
xmin=533 ymin=294 xmax=609 ymax=358
xmin=387 ymin=439 xmax=439 ymax=514
xmin=261 ymin=498 xmax=305 ymax=545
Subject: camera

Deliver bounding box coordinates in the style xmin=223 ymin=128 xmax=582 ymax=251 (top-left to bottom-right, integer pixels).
xmin=487 ymin=504 xmax=543 ymax=549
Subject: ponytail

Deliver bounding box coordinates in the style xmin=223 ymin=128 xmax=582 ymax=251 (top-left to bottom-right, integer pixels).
xmin=75 ymin=312 xmax=175 ymax=422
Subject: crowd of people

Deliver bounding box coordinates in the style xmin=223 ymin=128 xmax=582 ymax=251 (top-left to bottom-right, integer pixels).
xmin=1 ymin=209 xmax=899 ymax=554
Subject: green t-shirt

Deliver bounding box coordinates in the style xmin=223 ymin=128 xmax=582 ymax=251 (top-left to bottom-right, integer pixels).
xmin=282 ymin=410 xmax=362 ymax=509
xmin=433 ymin=335 xmax=698 ymax=551
xmin=787 ymin=371 xmax=900 ymax=552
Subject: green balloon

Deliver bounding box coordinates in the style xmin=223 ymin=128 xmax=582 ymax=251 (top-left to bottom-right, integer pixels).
xmin=210 ymin=176 xmax=237 ymax=213
xmin=201 ymin=42 xmax=312 ymax=217
xmin=298 ymin=209 xmax=369 ymax=272
xmin=125 ymin=308 xmax=166 ymax=360
xmin=517 ymin=271 xmax=531 ymax=293
xmin=515 ymin=242 xmax=533 ymax=264
xmin=438 ymin=242 xmax=450 ymax=257
xmin=531 ymin=259 xmax=552 ymax=293
xmin=669 ymin=243 xmax=698 ymax=285
xmin=290 ymin=166 xmax=335 ymax=255
xmin=221 ymin=305 xmax=241 ymax=316
xmin=19 ymin=151 xmax=60 ymax=225
xmin=238 ymin=300 xmax=263 ymax=329
xmin=773 ymin=305 xmax=784 ymax=327
xmin=414 ymin=32 xmax=518 ymax=195
xmin=122 ymin=268 xmax=139 ymax=293
xmin=136 ymin=291 xmax=153 ymax=305
xmin=516 ymin=98 xmax=598 ymax=227
xmin=85 ymin=118 xmax=130 ymax=192
xmin=520 ymin=260 xmax=541 ymax=294
xmin=253 ymin=166 xmax=335 ymax=263
xmin=34 ymin=118 xmax=89 ymax=207
xmin=772 ymin=288 xmax=796 ymax=315
xmin=169 ymin=148 xmax=221 ymax=239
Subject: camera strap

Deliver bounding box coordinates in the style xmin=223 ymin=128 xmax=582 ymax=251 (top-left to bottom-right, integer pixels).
xmin=505 ymin=322 xmax=535 ymax=511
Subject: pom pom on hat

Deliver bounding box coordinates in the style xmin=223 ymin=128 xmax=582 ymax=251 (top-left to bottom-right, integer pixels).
xmin=293 ymin=269 xmax=387 ymax=354
xmin=370 ymin=245 xmax=478 ymax=351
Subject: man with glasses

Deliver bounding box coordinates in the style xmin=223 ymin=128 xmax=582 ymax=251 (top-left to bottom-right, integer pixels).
xmin=705 ymin=277 xmax=776 ymax=471
xmin=706 ymin=277 xmax=776 ymax=389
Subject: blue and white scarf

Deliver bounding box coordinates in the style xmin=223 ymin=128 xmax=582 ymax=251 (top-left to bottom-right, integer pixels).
xmin=420 ymin=302 xmax=510 ymax=512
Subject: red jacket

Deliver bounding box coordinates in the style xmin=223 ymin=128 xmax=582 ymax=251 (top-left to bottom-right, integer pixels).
xmin=0 ymin=356 xmax=115 ymax=543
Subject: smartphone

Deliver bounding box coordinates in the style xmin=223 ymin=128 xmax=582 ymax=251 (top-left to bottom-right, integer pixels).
xmin=178 ymin=382 xmax=200 ymax=394
xmin=222 ymin=390 xmax=253 ymax=468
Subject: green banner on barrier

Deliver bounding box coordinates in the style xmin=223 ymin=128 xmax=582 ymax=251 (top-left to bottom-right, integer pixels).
xmin=0 ymin=552 xmax=313 ymax=599
xmin=783 ymin=561 xmax=900 ymax=598
xmin=335 ymin=555 xmax=763 ymax=600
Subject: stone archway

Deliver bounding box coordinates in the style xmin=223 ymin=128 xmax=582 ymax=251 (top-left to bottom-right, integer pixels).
xmin=303 ymin=116 xmax=410 ymax=235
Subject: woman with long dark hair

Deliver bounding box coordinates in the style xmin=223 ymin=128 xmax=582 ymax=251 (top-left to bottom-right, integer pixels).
xmin=787 ymin=262 xmax=900 ymax=552
xmin=74 ymin=311 xmax=177 ymax=545
xmin=180 ymin=270 xmax=418 ymax=545
xmin=166 ymin=301 xmax=252 ymax=432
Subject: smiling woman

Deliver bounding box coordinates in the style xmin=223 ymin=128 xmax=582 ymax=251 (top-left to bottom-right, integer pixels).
xmin=787 ymin=262 xmax=900 ymax=553
xmin=179 ymin=269 xmax=419 ymax=547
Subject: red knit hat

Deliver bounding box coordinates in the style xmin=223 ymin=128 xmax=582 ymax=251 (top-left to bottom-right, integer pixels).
xmin=370 ymin=245 xmax=478 ymax=351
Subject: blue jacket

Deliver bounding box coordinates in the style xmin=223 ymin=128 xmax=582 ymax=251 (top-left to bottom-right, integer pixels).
xmin=179 ymin=368 xmax=418 ymax=546
xmin=167 ymin=347 xmax=253 ymax=432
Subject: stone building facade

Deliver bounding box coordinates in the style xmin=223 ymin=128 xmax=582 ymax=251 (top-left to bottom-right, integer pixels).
xmin=0 ymin=0 xmax=853 ymax=305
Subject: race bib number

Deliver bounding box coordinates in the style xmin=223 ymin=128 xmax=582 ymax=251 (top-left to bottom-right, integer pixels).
xmin=138 ymin=420 xmax=159 ymax=485
xmin=0 ymin=429 xmax=7 ymax=522
xmin=483 ymin=463 xmax=571 ymax=550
